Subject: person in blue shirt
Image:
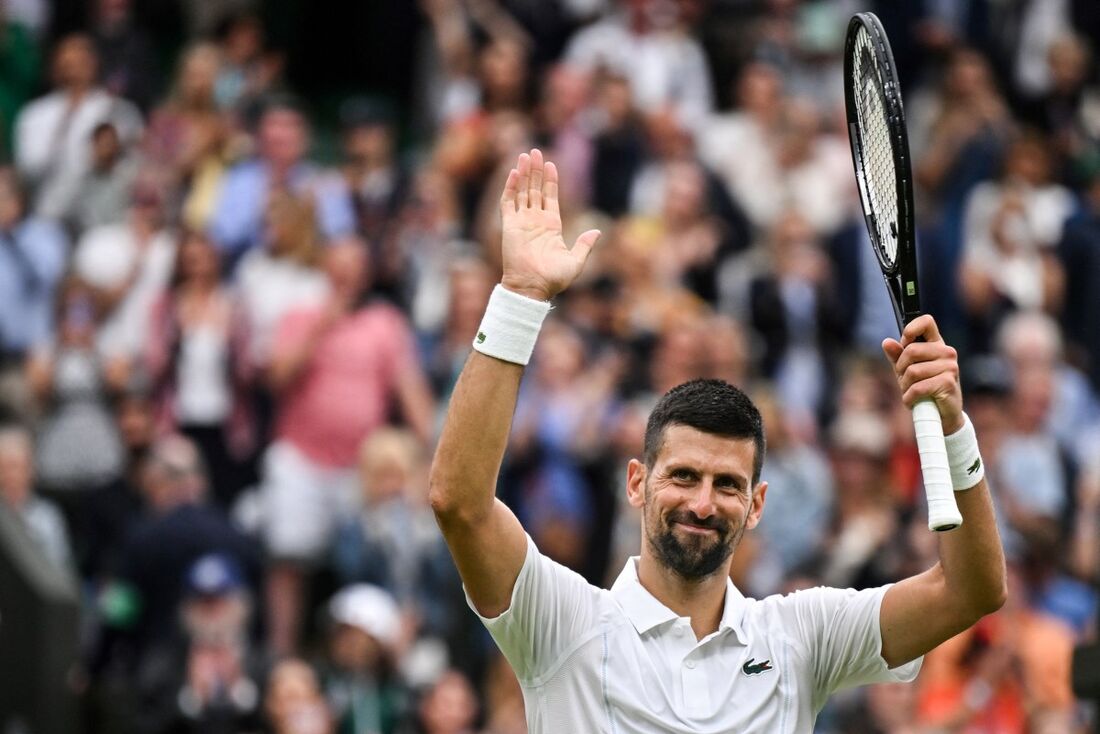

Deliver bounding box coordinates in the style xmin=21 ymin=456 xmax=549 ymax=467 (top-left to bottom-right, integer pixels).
xmin=0 ymin=167 xmax=67 ymax=360
xmin=208 ymin=96 xmax=354 ymax=265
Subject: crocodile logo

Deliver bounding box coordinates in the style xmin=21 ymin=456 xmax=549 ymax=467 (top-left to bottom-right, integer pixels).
xmin=967 ymin=458 xmax=981 ymax=475
xmin=742 ymin=658 xmax=773 ymax=676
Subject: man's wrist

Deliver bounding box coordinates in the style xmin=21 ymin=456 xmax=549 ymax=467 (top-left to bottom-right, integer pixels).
xmin=499 ymin=279 xmax=551 ymax=302
xmin=945 ymin=412 xmax=985 ymax=491
xmin=472 ymin=284 xmax=552 ymax=365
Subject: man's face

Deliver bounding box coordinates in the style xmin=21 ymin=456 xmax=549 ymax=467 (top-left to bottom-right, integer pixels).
xmin=628 ymin=425 xmax=766 ymax=581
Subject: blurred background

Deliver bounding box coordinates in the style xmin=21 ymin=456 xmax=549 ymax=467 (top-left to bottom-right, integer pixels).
xmin=1 ymin=0 xmax=1099 ymax=732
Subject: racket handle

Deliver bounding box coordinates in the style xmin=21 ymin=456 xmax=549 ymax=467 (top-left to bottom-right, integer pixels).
xmin=912 ymin=398 xmax=963 ymax=532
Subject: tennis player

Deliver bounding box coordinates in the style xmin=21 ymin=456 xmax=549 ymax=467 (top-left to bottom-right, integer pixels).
xmin=429 ymin=149 xmax=1006 ymax=732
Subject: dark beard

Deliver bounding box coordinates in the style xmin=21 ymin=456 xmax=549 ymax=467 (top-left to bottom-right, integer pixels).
xmin=648 ymin=509 xmax=739 ymax=581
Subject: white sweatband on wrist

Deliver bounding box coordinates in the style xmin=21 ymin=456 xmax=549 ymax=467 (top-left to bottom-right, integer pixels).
xmin=945 ymin=413 xmax=985 ymax=491
xmin=471 ymin=284 xmax=552 ymax=365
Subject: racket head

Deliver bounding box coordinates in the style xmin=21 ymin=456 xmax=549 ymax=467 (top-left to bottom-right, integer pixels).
xmin=844 ymin=12 xmax=922 ymax=330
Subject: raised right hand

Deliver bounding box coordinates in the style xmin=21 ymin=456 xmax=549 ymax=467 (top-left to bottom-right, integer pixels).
xmin=499 ymin=148 xmax=600 ymax=301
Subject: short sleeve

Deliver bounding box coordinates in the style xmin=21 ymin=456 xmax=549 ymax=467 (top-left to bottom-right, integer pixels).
xmin=465 ymin=535 xmax=602 ymax=683
xmin=780 ymin=585 xmax=922 ymax=707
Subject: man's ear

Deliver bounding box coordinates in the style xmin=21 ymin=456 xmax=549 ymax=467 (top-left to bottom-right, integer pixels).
xmin=626 ymin=458 xmax=646 ymax=509
xmin=745 ymin=480 xmax=768 ymax=530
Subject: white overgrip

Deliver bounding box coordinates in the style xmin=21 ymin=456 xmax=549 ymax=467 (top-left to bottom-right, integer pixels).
xmin=912 ymin=398 xmax=963 ymax=531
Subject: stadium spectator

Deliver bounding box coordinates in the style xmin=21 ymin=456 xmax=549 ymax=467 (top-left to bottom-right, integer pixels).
xmin=0 ymin=8 xmax=40 ymax=160
xmin=0 ymin=423 xmax=73 ymax=572
xmin=143 ymin=42 xmax=232 ymax=230
xmin=264 ymin=658 xmax=335 ymax=734
xmin=73 ymin=177 xmax=176 ymax=362
xmin=321 ymin=584 xmax=410 ymax=734
xmin=339 ymin=97 xmax=409 ymax=247
xmin=563 ymin=0 xmax=713 ymax=130
xmin=13 ymin=33 xmax=142 ymax=221
xmin=415 ymin=669 xmax=480 ymax=734
xmin=262 ymin=240 xmax=433 ymax=653
xmin=132 ymin=552 xmax=265 ymax=734
xmin=68 ymin=121 xmax=140 ymax=231
xmin=116 ymin=433 xmax=260 ymax=661
xmin=0 ymin=167 xmax=67 ymax=415
xmin=1058 ymin=165 xmax=1100 ymax=391
xmin=26 ymin=278 xmax=126 ymax=493
xmin=208 ymin=97 xmax=354 ymax=262
xmin=146 ymin=230 xmax=253 ymax=506
xmin=89 ymin=0 xmax=157 ymax=112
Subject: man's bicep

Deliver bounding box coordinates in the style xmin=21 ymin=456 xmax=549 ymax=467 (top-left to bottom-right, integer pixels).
xmin=880 ymin=565 xmax=969 ymax=668
xmin=437 ymin=497 xmax=529 ymax=619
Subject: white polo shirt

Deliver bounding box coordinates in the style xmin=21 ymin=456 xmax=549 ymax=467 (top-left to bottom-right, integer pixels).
xmin=470 ymin=536 xmax=921 ymax=733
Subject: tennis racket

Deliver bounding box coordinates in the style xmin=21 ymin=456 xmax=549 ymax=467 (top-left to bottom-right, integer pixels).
xmin=843 ymin=12 xmax=961 ymax=532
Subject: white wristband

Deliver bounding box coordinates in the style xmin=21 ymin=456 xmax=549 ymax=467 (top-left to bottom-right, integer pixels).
xmin=472 ymin=284 xmax=552 ymax=365
xmin=945 ymin=413 xmax=984 ymax=491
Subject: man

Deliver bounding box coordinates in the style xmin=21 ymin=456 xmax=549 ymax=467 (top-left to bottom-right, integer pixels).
xmin=0 ymin=424 xmax=72 ymax=573
xmin=0 ymin=167 xmax=67 ymax=417
xmin=430 ymin=149 xmax=1007 ymax=730
xmin=208 ymin=97 xmax=354 ymax=263
xmin=263 ymin=239 xmax=434 ymax=653
xmin=13 ymin=33 xmax=142 ymax=221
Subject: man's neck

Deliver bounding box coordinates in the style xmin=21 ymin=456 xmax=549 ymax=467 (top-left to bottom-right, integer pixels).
xmin=636 ymin=551 xmax=729 ymax=640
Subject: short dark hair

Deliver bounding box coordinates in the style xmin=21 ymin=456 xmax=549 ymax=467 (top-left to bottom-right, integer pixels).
xmin=643 ymin=379 xmax=766 ymax=484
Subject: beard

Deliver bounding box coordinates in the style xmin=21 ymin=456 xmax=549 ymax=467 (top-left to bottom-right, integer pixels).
xmin=645 ymin=503 xmax=744 ymax=581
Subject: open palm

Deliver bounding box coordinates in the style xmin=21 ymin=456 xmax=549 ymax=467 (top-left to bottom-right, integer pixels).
xmin=499 ymin=149 xmax=600 ymax=301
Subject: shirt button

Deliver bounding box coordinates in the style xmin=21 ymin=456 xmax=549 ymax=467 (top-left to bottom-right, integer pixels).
xmin=685 ymin=660 xmax=696 ymax=669
xmin=673 ymin=627 xmax=684 ymax=637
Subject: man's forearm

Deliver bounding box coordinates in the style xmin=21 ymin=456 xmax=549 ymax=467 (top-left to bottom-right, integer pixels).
xmin=428 ymin=351 xmax=524 ymax=522
xmin=937 ymin=478 xmax=1007 ymax=618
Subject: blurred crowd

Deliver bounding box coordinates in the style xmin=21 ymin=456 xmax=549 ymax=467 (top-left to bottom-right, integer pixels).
xmin=1 ymin=0 xmax=1100 ymax=732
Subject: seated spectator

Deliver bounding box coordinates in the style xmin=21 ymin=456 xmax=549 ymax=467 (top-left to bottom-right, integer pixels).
xmin=321 ymin=584 xmax=410 ymax=734
xmin=73 ymin=179 xmax=177 ymax=363
xmin=132 ymin=553 xmax=265 ymax=734
xmin=26 ymin=278 xmax=125 ymax=493
xmin=213 ymin=14 xmax=282 ymax=117
xmin=264 ymin=658 xmax=334 ymax=734
xmin=116 ymin=433 xmax=260 ymax=661
xmin=0 ymin=10 xmax=39 ymax=161
xmin=262 ymin=240 xmax=434 ymax=653
xmin=332 ymin=428 xmax=438 ymax=606
xmin=0 ymin=167 xmax=67 ymax=417
xmin=208 ymin=97 xmax=354 ymax=262
xmin=13 ymin=33 xmax=142 ymax=221
xmin=69 ymin=121 xmax=140 ymax=231
xmin=146 ymin=231 xmax=254 ymax=506
xmin=0 ymin=423 xmax=73 ymax=572
xmin=415 ymin=670 xmax=480 ymax=734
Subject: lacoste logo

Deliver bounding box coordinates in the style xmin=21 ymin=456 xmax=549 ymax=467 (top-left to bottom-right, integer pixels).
xmin=967 ymin=458 xmax=981 ymax=475
xmin=476 ymin=331 xmax=487 ymax=344
xmin=742 ymin=658 xmax=773 ymax=676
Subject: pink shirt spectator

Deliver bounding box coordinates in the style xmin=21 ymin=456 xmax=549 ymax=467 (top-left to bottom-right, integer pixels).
xmin=273 ymin=302 xmax=417 ymax=468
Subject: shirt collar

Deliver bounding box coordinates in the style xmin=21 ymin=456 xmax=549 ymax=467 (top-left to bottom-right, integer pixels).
xmin=610 ymin=556 xmax=748 ymax=644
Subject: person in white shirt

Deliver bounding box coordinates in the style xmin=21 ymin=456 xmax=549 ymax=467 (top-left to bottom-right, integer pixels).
xmin=13 ymin=33 xmax=142 ymax=221
xmin=429 ymin=149 xmax=1008 ymax=732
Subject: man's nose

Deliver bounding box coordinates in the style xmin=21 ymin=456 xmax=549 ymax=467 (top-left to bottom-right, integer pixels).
xmin=688 ymin=481 xmax=717 ymax=519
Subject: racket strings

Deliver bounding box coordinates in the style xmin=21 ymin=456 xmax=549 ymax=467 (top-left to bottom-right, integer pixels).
xmin=851 ymin=25 xmax=900 ymax=268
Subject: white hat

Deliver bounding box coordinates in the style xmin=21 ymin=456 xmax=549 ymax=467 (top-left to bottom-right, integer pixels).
xmin=328 ymin=584 xmax=401 ymax=649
